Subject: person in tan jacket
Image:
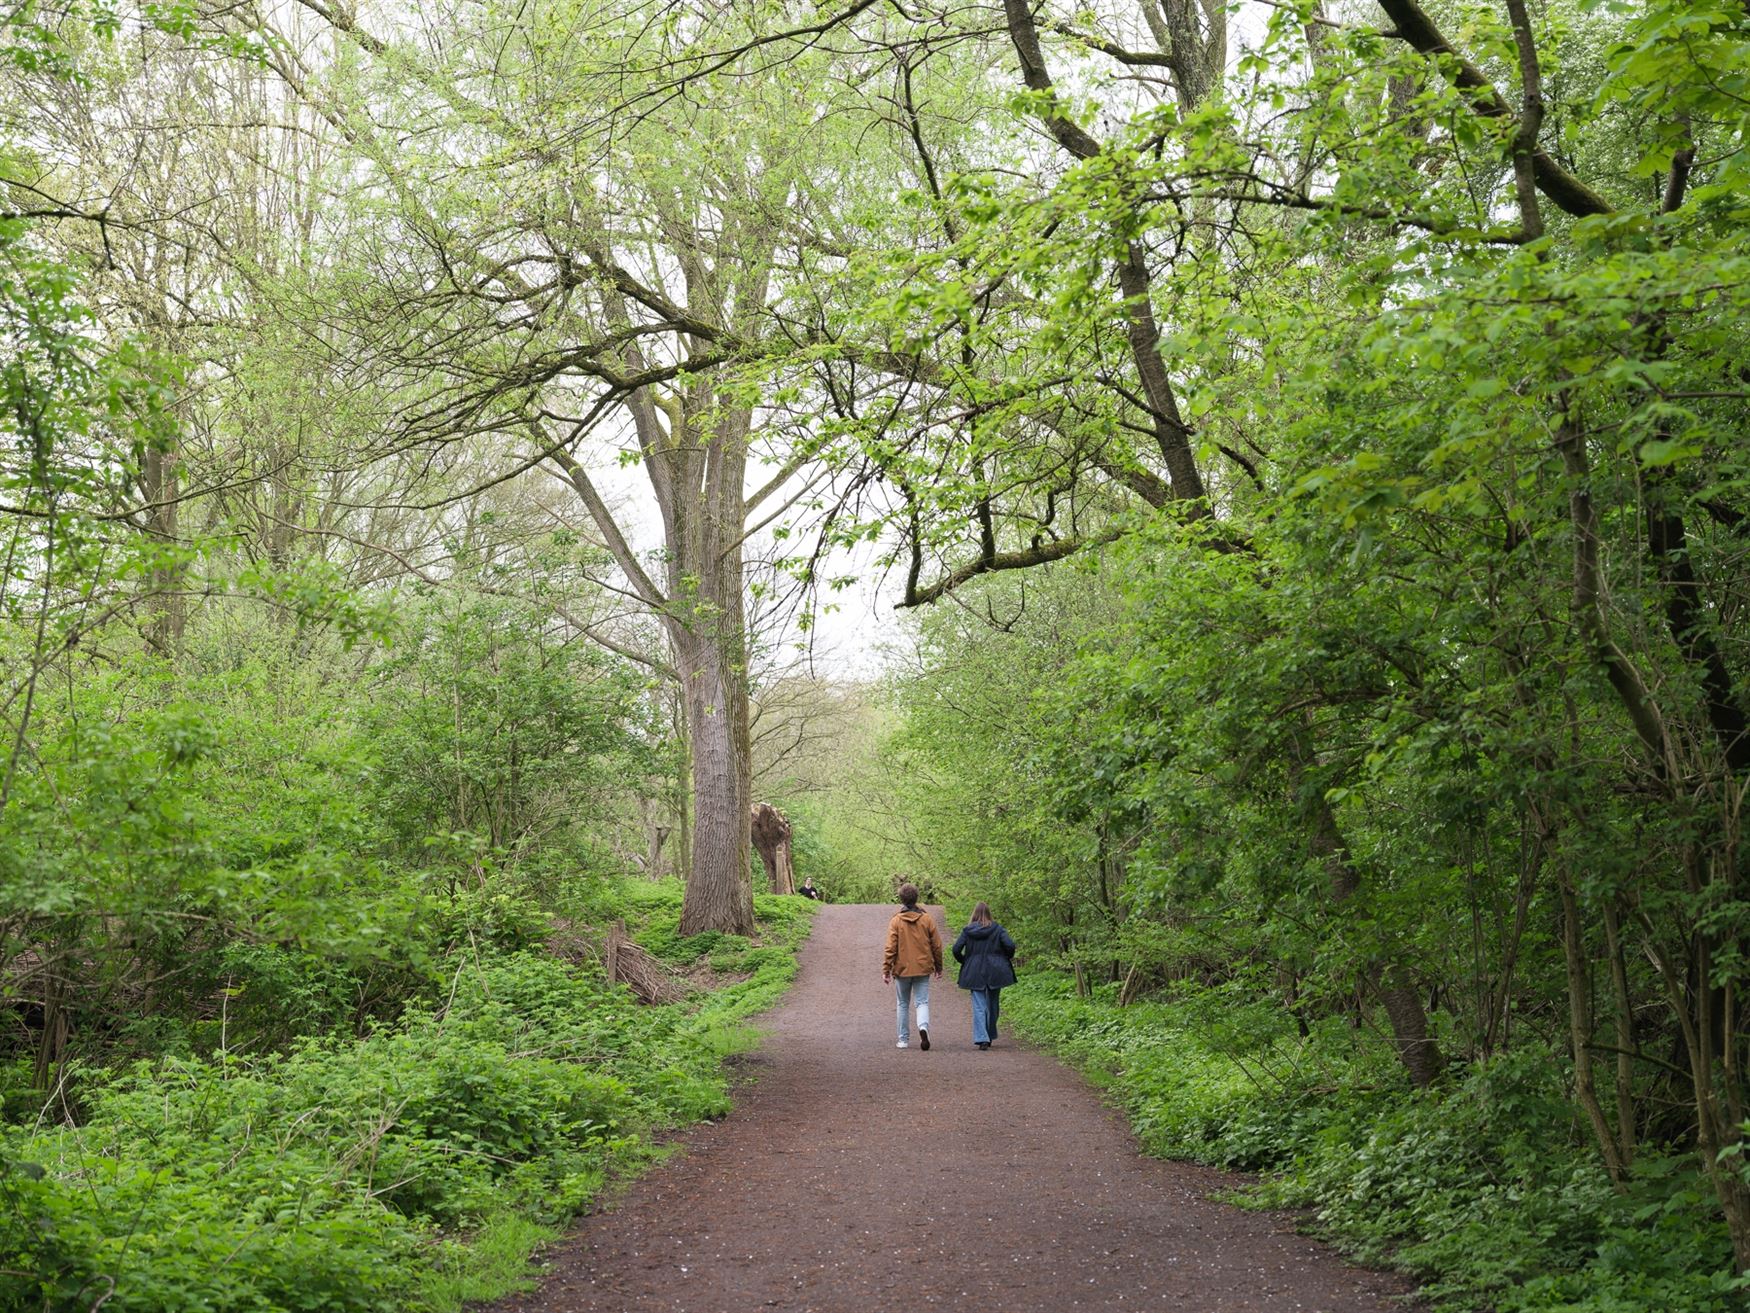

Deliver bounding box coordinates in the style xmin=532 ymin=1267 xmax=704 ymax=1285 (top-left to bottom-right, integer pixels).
xmin=882 ymin=883 xmax=943 ymax=1050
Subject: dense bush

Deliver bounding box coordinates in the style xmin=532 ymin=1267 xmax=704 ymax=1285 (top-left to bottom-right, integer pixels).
xmin=0 ymin=882 xmax=814 ymax=1312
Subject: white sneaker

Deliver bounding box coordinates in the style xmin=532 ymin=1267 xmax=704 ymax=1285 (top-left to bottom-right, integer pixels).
xmin=896 ymin=1040 xmax=908 ymax=1048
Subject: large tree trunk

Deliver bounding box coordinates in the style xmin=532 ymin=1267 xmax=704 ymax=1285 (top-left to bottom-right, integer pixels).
xmin=1558 ymin=876 xmax=1628 ymax=1185
xmin=557 ymin=422 xmax=756 ymax=936
xmin=675 ymin=626 xmax=754 ymax=935
xmin=664 ymin=396 xmax=757 ymax=938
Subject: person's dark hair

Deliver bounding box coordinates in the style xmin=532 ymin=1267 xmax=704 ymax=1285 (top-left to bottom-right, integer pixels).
xmin=970 ymin=901 xmax=993 ymax=926
xmin=898 ymin=882 xmax=919 ymax=908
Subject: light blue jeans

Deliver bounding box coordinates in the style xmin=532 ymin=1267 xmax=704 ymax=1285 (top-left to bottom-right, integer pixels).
xmin=970 ymin=988 xmax=1002 ymax=1044
xmin=894 ymin=975 xmax=931 ymax=1042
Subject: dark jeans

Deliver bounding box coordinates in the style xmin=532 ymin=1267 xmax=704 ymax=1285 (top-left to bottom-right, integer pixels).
xmin=970 ymin=987 xmax=1003 ymax=1043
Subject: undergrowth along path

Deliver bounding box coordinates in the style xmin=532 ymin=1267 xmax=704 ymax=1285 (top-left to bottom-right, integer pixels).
xmin=493 ymin=903 xmax=1414 ymax=1313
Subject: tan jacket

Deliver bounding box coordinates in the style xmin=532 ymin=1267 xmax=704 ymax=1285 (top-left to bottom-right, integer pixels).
xmin=884 ymin=908 xmax=943 ymax=978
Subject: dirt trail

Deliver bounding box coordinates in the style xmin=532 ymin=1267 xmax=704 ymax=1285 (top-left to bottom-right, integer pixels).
xmin=494 ymin=904 xmax=1414 ymax=1312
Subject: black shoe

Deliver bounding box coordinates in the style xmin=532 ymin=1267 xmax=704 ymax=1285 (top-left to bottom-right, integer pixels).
xmin=919 ymin=1028 xmax=930 ymax=1051
xmin=977 ymin=1041 xmax=990 ymax=1050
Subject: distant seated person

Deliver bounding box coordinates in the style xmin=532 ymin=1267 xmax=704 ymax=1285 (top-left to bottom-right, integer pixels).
xmin=799 ymin=877 xmax=823 ymax=900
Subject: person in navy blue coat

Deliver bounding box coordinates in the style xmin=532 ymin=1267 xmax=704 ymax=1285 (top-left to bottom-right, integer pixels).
xmin=951 ymin=902 xmax=1017 ymax=1049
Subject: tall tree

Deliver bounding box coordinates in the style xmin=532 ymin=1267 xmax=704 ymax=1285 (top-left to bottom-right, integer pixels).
xmin=250 ymin=0 xmax=936 ymax=932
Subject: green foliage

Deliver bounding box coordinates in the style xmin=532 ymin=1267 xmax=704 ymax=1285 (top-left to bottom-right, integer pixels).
xmin=9 ymin=0 xmax=1750 ymax=1306
xmin=0 ymin=0 xmax=267 ymax=81
xmin=365 ymin=590 xmax=658 ymax=869
xmin=0 ymin=881 xmax=810 ymax=1311
xmin=875 ymin=2 xmax=1750 ymax=1286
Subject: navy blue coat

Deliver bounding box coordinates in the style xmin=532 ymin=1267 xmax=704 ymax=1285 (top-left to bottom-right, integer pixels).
xmin=951 ymin=921 xmax=1017 ymax=991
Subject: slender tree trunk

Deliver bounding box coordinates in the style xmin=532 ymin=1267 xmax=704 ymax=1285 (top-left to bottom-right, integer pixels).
xmin=1558 ymin=877 xmax=1627 ymax=1185
xmin=1293 ymin=729 xmax=1443 ymax=1087
xmin=1557 ymin=409 xmax=1750 ymax=1265
xmin=675 ymin=751 xmax=692 ymax=885
xmin=1319 ymin=838 xmax=1439 ymax=1083
xmin=141 ymin=443 xmax=184 ymax=656
xmin=31 ymin=966 xmax=69 ymax=1094
xmin=1643 ymin=895 xmax=1750 ymax=1271
xmin=1601 ymin=901 xmax=1637 ymax=1168
xmin=1485 ymin=818 xmax=1540 ymax=1055
xmin=1000 ymin=0 xmax=1209 ymax=509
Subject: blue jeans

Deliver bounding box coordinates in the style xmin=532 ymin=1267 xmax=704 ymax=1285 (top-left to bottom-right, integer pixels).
xmin=970 ymin=988 xmax=1002 ymax=1044
xmin=895 ymin=975 xmax=931 ymax=1042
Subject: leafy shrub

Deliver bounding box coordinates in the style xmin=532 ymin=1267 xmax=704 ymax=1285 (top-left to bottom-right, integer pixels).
xmin=2 ymin=1120 xmax=423 ymax=1313
xmin=0 ymin=881 xmax=816 ymax=1312
xmin=427 ymin=886 xmax=552 ymax=954
xmin=215 ymin=942 xmax=370 ymax=1049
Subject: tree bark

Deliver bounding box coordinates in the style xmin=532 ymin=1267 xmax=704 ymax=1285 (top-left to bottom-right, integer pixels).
xmin=1643 ymin=465 xmax=1750 ymax=772
xmin=1557 ymin=409 xmax=1750 ymax=1266
xmin=1000 ymin=0 xmax=1208 ymax=509
xmin=674 ymin=638 xmax=754 ymax=933
xmin=665 ymin=425 xmax=757 ymax=937
xmin=1643 ymin=899 xmax=1750 ymax=1272
xmin=1601 ymin=901 xmax=1637 ymax=1169
xmin=1295 ymin=728 xmax=1443 ymax=1087
xmin=1558 ymin=876 xmax=1627 ymax=1185
xmin=1374 ymin=0 xmax=1611 ymax=218
xmin=554 ymin=418 xmax=757 ymax=937
xmin=546 ymin=209 xmax=775 ymax=938
xmin=141 ymin=441 xmax=184 ymax=656
xmin=751 ymin=802 xmax=795 ymax=894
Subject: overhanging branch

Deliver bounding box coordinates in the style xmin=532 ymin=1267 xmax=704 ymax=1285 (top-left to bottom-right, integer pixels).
xmin=1374 ymin=0 xmax=1611 ymax=218
xmin=901 ymin=531 xmax=1120 ymax=608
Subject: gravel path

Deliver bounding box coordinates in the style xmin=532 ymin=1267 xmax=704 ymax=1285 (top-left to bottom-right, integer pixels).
xmin=492 ymin=903 xmax=1415 ymax=1313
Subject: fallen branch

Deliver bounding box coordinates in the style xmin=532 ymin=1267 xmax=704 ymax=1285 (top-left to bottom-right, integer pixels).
xmin=604 ymin=920 xmax=692 ymax=1006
